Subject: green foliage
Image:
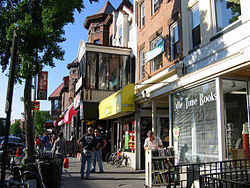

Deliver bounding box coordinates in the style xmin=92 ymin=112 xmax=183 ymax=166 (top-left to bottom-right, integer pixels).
xmin=227 ymin=1 xmax=241 ymax=24
xmin=35 ymin=111 xmax=50 ymax=135
xmin=10 ymin=120 xmax=22 ymax=135
xmin=0 ymin=0 xmax=98 ymax=77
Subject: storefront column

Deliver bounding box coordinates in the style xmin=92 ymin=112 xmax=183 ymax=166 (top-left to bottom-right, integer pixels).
xmin=135 ymin=105 xmax=141 ymax=170
xmin=152 ymin=100 xmax=157 ymax=134
xmin=169 ymin=95 xmax=173 ymax=147
xmin=216 ymin=77 xmax=226 ymax=161
xmin=246 ymin=81 xmax=250 ymax=130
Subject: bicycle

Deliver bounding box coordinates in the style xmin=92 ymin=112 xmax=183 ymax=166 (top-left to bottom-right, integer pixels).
xmin=116 ymin=152 xmax=131 ymax=167
xmin=1 ymin=165 xmax=45 ymax=188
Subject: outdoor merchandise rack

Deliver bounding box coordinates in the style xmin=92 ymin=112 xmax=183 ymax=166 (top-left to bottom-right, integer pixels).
xmin=145 ymin=147 xmax=174 ymax=187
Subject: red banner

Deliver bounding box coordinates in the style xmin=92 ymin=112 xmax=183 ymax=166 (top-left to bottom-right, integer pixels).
xmin=37 ymin=71 xmax=48 ymax=100
xmin=32 ymin=101 xmax=40 ymax=111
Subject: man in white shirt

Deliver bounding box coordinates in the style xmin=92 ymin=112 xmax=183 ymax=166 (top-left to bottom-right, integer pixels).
xmin=144 ymin=131 xmax=163 ymax=150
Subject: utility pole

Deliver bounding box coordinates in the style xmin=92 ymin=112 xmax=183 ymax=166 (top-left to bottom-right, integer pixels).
xmin=0 ymin=31 xmax=18 ymax=186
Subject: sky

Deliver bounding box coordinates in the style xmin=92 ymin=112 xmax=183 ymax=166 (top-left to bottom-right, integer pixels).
xmin=0 ymin=0 xmax=132 ymax=120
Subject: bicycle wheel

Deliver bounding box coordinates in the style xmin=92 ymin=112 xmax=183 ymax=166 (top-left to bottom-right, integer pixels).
xmin=107 ymin=154 xmax=114 ymax=165
xmin=116 ymin=156 xmax=124 ymax=167
xmin=105 ymin=152 xmax=111 ymax=162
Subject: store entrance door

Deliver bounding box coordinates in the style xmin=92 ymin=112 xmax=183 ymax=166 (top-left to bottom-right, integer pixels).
xmin=223 ymin=79 xmax=248 ymax=160
xmin=140 ymin=117 xmax=152 ymax=169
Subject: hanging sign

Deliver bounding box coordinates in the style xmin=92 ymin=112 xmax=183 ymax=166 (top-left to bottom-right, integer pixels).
xmin=37 ymin=71 xmax=48 ymax=100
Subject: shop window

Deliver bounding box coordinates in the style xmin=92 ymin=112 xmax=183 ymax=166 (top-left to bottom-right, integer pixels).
xmin=119 ymin=26 xmax=123 ymax=45
xmin=190 ymin=4 xmax=200 ymax=49
xmin=170 ymin=22 xmax=179 ymax=61
xmin=86 ymin=52 xmax=97 ymax=89
xmin=120 ymin=55 xmax=130 ymax=89
xmin=141 ymin=2 xmax=145 ymax=28
xmin=150 ymin=36 xmax=163 ymax=73
xmin=122 ymin=120 xmax=136 ymax=152
xmin=98 ymin=53 xmax=109 ymax=90
xmin=172 ymin=81 xmax=218 ymax=164
xmin=109 ymin=54 xmax=120 ymax=91
xmin=140 ymin=48 xmax=145 ymax=80
xmin=213 ymin=0 xmax=241 ymax=32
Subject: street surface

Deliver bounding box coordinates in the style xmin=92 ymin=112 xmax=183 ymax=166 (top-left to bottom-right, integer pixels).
xmin=61 ymin=157 xmax=145 ymax=188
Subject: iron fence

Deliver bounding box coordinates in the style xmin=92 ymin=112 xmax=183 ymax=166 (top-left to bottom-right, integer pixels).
xmin=168 ymin=158 xmax=250 ymax=188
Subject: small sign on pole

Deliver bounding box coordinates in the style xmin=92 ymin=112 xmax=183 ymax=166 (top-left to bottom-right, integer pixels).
xmin=37 ymin=71 xmax=48 ymax=100
xmin=32 ymin=101 xmax=40 ymax=111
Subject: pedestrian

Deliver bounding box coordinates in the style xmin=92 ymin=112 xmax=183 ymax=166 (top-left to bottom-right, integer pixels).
xmin=41 ymin=133 xmax=49 ymax=152
xmin=70 ymin=132 xmax=76 ymax=157
xmin=52 ymin=132 xmax=67 ymax=178
xmin=91 ymin=129 xmax=107 ymax=173
xmin=50 ymin=133 xmax=58 ymax=148
xmin=77 ymin=127 xmax=99 ymax=180
xmin=144 ymin=131 xmax=163 ymax=150
xmin=34 ymin=135 xmax=41 ymax=150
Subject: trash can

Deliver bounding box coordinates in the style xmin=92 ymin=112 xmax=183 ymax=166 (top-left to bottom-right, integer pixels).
xmin=38 ymin=158 xmax=60 ymax=188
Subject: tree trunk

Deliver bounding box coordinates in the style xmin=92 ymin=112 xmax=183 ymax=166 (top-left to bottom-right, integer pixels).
xmin=24 ymin=75 xmax=35 ymax=163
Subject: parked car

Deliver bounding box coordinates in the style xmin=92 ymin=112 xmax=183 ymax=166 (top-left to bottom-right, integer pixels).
xmin=0 ymin=135 xmax=25 ymax=154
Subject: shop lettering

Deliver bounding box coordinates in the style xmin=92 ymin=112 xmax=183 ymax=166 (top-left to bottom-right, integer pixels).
xmin=185 ymin=98 xmax=198 ymax=109
xmin=200 ymin=92 xmax=216 ymax=106
xmin=174 ymin=92 xmax=216 ymax=111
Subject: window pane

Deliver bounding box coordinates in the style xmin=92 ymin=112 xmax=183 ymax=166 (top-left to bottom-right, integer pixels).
xmin=215 ymin=0 xmax=241 ymax=32
xmin=109 ymin=54 xmax=120 ymax=91
xmin=120 ymin=55 xmax=130 ymax=88
xmin=172 ymin=81 xmax=218 ymax=164
xmin=119 ymin=27 xmax=122 ymax=45
xmin=151 ymin=54 xmax=162 ymax=73
xmin=192 ymin=6 xmax=200 ymax=29
xmin=98 ymin=53 xmax=109 ymax=90
xmin=171 ymin=23 xmax=179 ymax=61
xmin=191 ymin=5 xmax=201 ymax=48
xmin=140 ymin=49 xmax=145 ymax=80
xmin=86 ymin=52 xmax=97 ymax=89
xmin=141 ymin=3 xmax=145 ymax=27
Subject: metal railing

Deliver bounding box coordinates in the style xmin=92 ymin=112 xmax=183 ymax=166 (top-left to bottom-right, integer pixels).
xmin=168 ymin=159 xmax=250 ymax=188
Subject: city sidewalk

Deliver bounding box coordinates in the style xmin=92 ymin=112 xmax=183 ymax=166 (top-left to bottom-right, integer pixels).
xmin=61 ymin=157 xmax=145 ymax=188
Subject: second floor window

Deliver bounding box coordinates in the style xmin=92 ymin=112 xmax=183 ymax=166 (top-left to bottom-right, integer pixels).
xmin=170 ymin=22 xmax=179 ymax=61
xmin=141 ymin=2 xmax=145 ymax=28
xmin=119 ymin=26 xmax=123 ymax=45
xmin=214 ymin=0 xmax=241 ymax=32
xmin=190 ymin=4 xmax=201 ymax=49
xmin=94 ymin=39 xmax=100 ymax=44
xmin=152 ymin=0 xmax=160 ymax=15
xmin=140 ymin=48 xmax=145 ymax=80
xmin=150 ymin=36 xmax=163 ymax=73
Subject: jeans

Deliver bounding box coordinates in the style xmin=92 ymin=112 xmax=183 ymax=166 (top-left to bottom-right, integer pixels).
xmin=91 ymin=150 xmax=103 ymax=172
xmin=56 ymin=154 xmax=65 ymax=177
xmin=80 ymin=150 xmax=92 ymax=178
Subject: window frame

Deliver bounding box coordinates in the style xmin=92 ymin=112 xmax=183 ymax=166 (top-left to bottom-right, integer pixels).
xmin=140 ymin=2 xmax=145 ymax=28
xmin=150 ymin=35 xmax=163 ymax=73
xmin=139 ymin=48 xmax=145 ymax=80
xmin=170 ymin=21 xmax=179 ymax=61
xmin=152 ymin=0 xmax=160 ymax=15
xmin=189 ymin=3 xmax=201 ymax=49
xmin=211 ymin=0 xmax=241 ymax=34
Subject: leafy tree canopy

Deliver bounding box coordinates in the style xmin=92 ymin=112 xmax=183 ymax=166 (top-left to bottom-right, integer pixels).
xmin=0 ymin=0 xmax=97 ymax=77
xmin=35 ymin=111 xmax=50 ymax=135
xmin=10 ymin=120 xmax=22 ymax=135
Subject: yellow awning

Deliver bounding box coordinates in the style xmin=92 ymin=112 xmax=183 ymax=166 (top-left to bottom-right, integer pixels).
xmin=99 ymin=84 xmax=135 ymax=120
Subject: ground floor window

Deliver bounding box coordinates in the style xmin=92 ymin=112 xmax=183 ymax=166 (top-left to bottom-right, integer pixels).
xmin=172 ymin=81 xmax=218 ymax=164
xmin=121 ymin=118 xmax=136 ymax=152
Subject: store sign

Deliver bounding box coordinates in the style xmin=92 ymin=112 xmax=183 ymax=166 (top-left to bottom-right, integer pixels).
xmin=37 ymin=71 xmax=48 ymax=100
xmin=174 ymin=92 xmax=217 ymax=111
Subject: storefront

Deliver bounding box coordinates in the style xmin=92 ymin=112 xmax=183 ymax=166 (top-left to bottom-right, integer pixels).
xmin=171 ymin=78 xmax=250 ymax=165
xmin=99 ymin=84 xmax=137 ymax=168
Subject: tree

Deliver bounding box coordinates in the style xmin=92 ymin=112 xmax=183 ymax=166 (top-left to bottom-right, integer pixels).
xmin=10 ymin=120 xmax=22 ymax=135
xmin=0 ymin=0 xmax=98 ymax=164
xmin=35 ymin=111 xmax=50 ymax=135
